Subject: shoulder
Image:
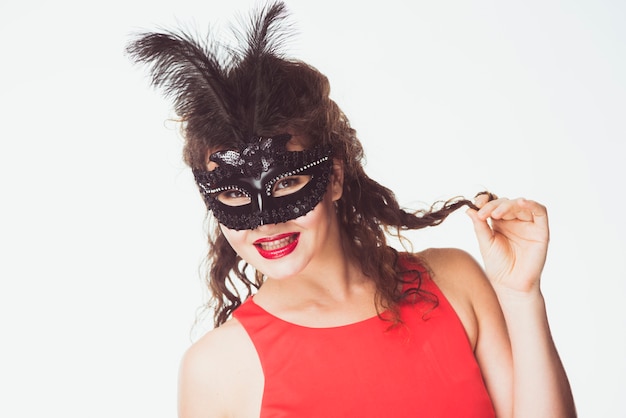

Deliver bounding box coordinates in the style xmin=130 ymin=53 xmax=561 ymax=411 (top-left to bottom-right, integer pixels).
xmin=416 ymin=248 xmax=500 ymax=348
xmin=178 ymin=317 xmax=263 ymax=418
xmin=416 ymin=247 xmax=492 ymax=302
xmin=179 ymin=318 xmax=251 ymax=381
xmin=417 ymin=247 xmax=483 ymax=279
xmin=417 ymin=247 xmax=494 ymax=297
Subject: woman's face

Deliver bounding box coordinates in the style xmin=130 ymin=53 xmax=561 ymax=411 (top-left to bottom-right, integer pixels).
xmin=213 ymin=135 xmax=345 ymax=279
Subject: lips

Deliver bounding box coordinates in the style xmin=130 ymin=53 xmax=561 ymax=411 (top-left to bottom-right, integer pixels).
xmin=254 ymin=233 xmax=300 ymax=259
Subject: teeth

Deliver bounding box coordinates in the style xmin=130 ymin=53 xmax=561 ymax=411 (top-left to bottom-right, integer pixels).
xmin=258 ymin=235 xmax=296 ymax=251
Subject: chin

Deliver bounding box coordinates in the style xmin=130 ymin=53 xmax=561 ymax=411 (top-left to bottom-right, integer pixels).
xmin=249 ymin=249 xmax=313 ymax=281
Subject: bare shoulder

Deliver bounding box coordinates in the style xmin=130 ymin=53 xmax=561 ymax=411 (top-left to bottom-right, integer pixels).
xmin=178 ymin=318 xmax=263 ymax=418
xmin=179 ymin=318 xmax=252 ymax=384
xmin=418 ymin=247 xmax=484 ymax=281
xmin=417 ymin=247 xmax=492 ymax=300
xmin=417 ymin=248 xmax=499 ymax=348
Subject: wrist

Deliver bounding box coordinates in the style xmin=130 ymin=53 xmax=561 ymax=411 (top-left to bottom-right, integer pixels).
xmin=492 ymin=282 xmax=546 ymax=313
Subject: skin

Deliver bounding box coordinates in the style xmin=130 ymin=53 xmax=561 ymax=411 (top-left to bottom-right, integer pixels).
xmin=178 ymin=146 xmax=576 ymax=417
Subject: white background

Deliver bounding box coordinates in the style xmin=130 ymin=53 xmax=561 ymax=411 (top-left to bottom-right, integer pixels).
xmin=1 ymin=0 xmax=624 ymax=416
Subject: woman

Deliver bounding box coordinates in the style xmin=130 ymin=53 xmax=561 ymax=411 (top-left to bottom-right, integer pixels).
xmin=128 ymin=2 xmax=576 ymax=417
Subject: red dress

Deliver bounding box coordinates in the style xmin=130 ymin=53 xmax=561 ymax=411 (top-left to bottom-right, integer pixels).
xmin=233 ymin=257 xmax=495 ymax=417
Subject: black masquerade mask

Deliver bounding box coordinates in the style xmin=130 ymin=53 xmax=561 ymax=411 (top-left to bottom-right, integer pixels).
xmin=127 ymin=2 xmax=337 ymax=231
xmin=193 ymin=134 xmax=333 ymax=230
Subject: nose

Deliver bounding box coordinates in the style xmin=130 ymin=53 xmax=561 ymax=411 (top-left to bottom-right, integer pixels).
xmin=254 ymin=192 xmax=265 ymax=226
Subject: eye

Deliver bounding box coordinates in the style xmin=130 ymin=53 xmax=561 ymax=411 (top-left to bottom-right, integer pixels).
xmin=214 ymin=188 xmax=251 ymax=207
xmin=271 ymin=175 xmax=311 ymax=197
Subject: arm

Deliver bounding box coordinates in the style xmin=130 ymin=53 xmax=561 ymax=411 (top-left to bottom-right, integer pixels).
xmin=466 ymin=196 xmax=576 ymax=417
xmin=178 ymin=319 xmax=264 ymax=418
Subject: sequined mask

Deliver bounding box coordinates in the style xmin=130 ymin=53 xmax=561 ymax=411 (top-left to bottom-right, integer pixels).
xmin=193 ymin=135 xmax=333 ymax=230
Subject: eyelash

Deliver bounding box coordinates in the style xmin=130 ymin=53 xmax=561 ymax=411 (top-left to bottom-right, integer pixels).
xmin=209 ymin=186 xmax=249 ymax=199
xmin=275 ymin=178 xmax=298 ymax=190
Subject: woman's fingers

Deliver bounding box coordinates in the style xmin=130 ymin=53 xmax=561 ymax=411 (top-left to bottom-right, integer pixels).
xmin=466 ymin=196 xmax=550 ymax=250
xmin=474 ymin=197 xmax=546 ymax=223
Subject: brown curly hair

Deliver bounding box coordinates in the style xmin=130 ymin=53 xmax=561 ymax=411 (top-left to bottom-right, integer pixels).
xmin=126 ymin=2 xmax=485 ymax=328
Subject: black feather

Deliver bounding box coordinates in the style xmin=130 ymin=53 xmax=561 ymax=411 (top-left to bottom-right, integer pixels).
xmin=126 ymin=1 xmax=294 ymax=145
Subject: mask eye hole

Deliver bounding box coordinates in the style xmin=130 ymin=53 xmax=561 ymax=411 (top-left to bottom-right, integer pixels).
xmin=271 ymin=175 xmax=312 ymax=197
xmin=214 ymin=188 xmax=251 ymax=207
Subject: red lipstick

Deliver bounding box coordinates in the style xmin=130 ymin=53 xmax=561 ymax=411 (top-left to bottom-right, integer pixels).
xmin=254 ymin=233 xmax=300 ymax=259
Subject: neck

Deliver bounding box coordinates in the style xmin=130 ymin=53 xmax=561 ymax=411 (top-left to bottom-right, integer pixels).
xmin=253 ymin=241 xmax=378 ymax=326
xmin=268 ymin=253 xmax=365 ymax=296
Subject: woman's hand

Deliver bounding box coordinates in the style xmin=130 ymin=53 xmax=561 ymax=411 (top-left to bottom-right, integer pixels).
xmin=466 ymin=195 xmax=550 ymax=294
xmin=467 ymin=195 xmax=577 ymax=417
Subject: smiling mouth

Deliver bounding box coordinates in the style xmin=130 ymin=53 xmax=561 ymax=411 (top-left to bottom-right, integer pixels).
xmin=254 ymin=233 xmax=300 ymax=259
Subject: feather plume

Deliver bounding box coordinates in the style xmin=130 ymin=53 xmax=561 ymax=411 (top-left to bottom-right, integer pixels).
xmin=233 ymin=1 xmax=291 ymax=62
xmin=126 ymin=1 xmax=294 ymax=148
xmin=126 ymin=29 xmax=238 ymax=137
